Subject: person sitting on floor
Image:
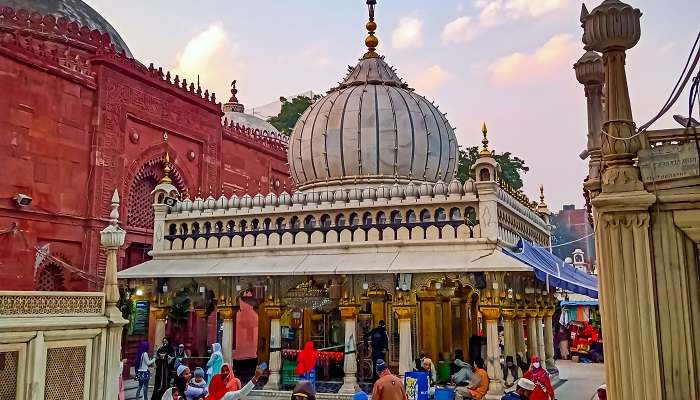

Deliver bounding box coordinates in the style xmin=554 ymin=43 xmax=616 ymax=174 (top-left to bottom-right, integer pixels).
xmin=452 ymin=350 xmax=473 ymax=386
xmin=455 ymin=358 xmax=489 ymax=400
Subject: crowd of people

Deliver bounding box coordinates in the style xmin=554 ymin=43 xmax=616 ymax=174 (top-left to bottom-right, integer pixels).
xmin=555 ymin=321 xmax=603 ymax=363
xmin=131 ymin=337 xmax=260 ymax=400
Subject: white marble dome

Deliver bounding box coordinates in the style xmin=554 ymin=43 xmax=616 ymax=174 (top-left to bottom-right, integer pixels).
xmin=288 ymin=55 xmax=458 ymax=191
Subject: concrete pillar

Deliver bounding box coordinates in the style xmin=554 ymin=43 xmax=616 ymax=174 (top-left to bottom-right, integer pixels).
xmin=543 ymin=307 xmax=556 ymax=372
xmin=526 ymin=309 xmax=538 ymax=360
xmin=536 ymin=310 xmax=546 ymax=365
xmin=219 ymin=306 xmax=235 ymax=364
xmin=394 ymin=306 xmax=414 ymax=376
xmin=514 ymin=310 xmax=526 ymax=358
xmin=152 ymin=307 xmax=169 ymax=349
xmin=481 ymin=306 xmax=503 ymax=397
xmin=339 ymin=304 xmax=360 ymax=393
xmin=263 ymin=305 xmax=284 ymax=390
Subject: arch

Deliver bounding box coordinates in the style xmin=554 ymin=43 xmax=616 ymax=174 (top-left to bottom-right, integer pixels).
xmin=290 ymin=216 xmax=301 ymax=229
xmin=335 ymin=213 xmax=346 ymax=227
xmin=204 ymin=222 xmax=212 ymax=234
xmin=382 ymin=227 xmax=395 ymax=240
xmin=239 ymin=219 xmax=248 ymax=232
xmin=442 ymin=225 xmax=457 ymax=239
xmin=426 ymin=226 xmax=440 ymax=239
xmin=268 ymin=232 xmax=281 ymax=246
xmin=179 ymin=223 xmax=188 ymax=235
xmin=275 ymin=217 xmax=286 ymax=230
xmin=263 ymin=218 xmax=272 ymax=231
xmin=479 ymin=168 xmax=491 ymax=181
xmin=251 ymin=219 xmax=260 ymax=231
xmin=349 ymin=213 xmax=359 ymax=227
xmin=397 ymin=227 xmax=410 ymax=240
xmin=227 ymin=220 xmax=236 ymax=232
xmin=296 ymin=231 xmax=309 ymax=244
xmin=310 ymin=231 xmax=324 ymax=243
xmin=420 ymin=209 xmax=431 ymax=222
xmin=362 ymin=212 xmax=373 ymax=226
xmin=320 ymin=214 xmax=332 ymax=228
xmin=406 ymin=209 xmax=416 ymax=223
xmin=192 ymin=222 xmax=200 ymax=235
xmin=168 ymin=223 xmax=177 ymax=236
xmin=449 ymin=207 xmax=461 ymax=221
xmin=326 ymin=230 xmax=339 ymax=243
xmin=465 ymin=207 xmax=477 ymax=224
xmin=35 ymin=263 xmax=65 ymax=291
xmin=390 ymin=210 xmax=402 ymax=224
xmin=214 ymin=221 xmax=224 ymax=233
xmin=435 ymin=208 xmax=446 ymax=222
xmin=339 ymin=229 xmax=352 ymax=242
xmin=376 ymin=211 xmax=386 ymax=224
xmin=304 ymin=215 xmax=316 ymax=229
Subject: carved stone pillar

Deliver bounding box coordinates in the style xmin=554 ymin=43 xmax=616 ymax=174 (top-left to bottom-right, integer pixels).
xmin=441 ymin=297 xmax=453 ymax=355
xmin=525 ymin=309 xmax=539 ymax=360
xmin=481 ymin=306 xmax=503 ymax=396
xmin=543 ymin=307 xmax=556 ymax=372
xmin=575 ymin=50 xmax=605 ymax=199
xmin=394 ymin=306 xmax=414 ymax=376
xmin=263 ymin=305 xmax=285 ymax=390
xmin=501 ymin=308 xmax=517 ymax=363
xmin=514 ymin=309 xmax=526 ymax=357
xmin=338 ymin=304 xmax=360 ymax=393
xmin=536 ymin=309 xmax=546 ymax=365
xmin=219 ymin=306 xmax=235 ymax=364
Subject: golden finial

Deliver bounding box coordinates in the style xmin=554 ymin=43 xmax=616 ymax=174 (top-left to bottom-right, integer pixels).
xmin=363 ymin=0 xmax=380 ymax=59
xmin=538 ymin=184 xmax=547 ymax=207
xmin=479 ymin=122 xmax=491 ymax=158
xmin=159 ymin=152 xmax=173 ymax=184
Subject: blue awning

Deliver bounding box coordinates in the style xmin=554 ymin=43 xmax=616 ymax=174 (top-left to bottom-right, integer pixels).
xmin=560 ymin=300 xmax=598 ymax=307
xmin=505 ymin=240 xmax=599 ymax=298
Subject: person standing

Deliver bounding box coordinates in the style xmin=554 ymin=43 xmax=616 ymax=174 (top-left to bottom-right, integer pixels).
xmin=555 ymin=327 xmax=570 ymax=360
xmin=175 ymin=344 xmax=189 ymax=370
xmin=364 ymin=320 xmax=389 ymax=381
xmin=523 ymin=356 xmax=555 ymax=400
xmin=371 ymin=359 xmax=407 ymax=400
xmin=136 ymin=341 xmax=156 ymax=400
xmin=501 ymin=378 xmax=535 ymax=400
xmin=206 ymin=343 xmax=224 ymax=383
xmin=295 ymin=341 xmax=320 ymax=383
xmin=153 ymin=337 xmax=176 ymax=400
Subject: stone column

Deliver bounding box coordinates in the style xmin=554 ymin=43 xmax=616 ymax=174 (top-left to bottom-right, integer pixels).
xmin=394 ymin=305 xmax=414 ymax=376
xmin=582 ymin=2 xmax=663 ymax=399
xmin=152 ymin=307 xmax=169 ymax=348
xmin=526 ymin=309 xmax=539 ymax=360
xmin=501 ymin=308 xmax=517 ymax=363
xmin=481 ymin=306 xmax=503 ymax=396
xmin=543 ymin=307 xmax=556 ymax=372
xmin=219 ymin=306 xmax=235 ymax=364
xmin=100 ymin=190 xmax=129 ymax=400
xmin=536 ymin=310 xmax=546 ymax=365
xmin=339 ymin=304 xmax=360 ymax=393
xmin=263 ymin=305 xmax=284 ymax=390
xmin=514 ymin=310 xmax=526 ymax=358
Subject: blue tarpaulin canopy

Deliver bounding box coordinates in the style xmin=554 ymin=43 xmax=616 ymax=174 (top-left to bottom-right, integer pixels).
xmin=505 ymin=240 xmax=599 ymax=299
xmin=560 ymin=300 xmax=598 ymax=307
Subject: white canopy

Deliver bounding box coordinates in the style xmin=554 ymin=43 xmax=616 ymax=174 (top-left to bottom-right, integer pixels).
xmin=118 ymin=246 xmax=531 ymax=279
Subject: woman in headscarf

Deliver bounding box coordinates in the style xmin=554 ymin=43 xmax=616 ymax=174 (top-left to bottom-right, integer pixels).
xmin=175 ymin=365 xmax=208 ymax=400
xmin=136 ymin=341 xmax=156 ymax=400
xmin=162 ymin=387 xmax=180 ymax=400
xmin=153 ymin=337 xmax=176 ymax=400
xmin=206 ymin=343 xmax=224 ymax=383
xmin=523 ymin=356 xmax=555 ymax=400
xmin=295 ymin=341 xmax=319 ymax=382
xmin=207 ymin=367 xmax=264 ymax=400
xmin=206 ymin=363 xmax=241 ymax=400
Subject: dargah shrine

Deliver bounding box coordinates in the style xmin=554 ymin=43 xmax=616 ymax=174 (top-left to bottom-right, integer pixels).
xmin=119 ymin=1 xmax=597 ymax=398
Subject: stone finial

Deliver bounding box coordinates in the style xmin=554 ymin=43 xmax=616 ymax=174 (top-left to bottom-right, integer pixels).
xmin=574 ymin=51 xmax=604 ymax=85
xmin=479 ymin=122 xmax=492 ymax=158
xmin=582 ymin=0 xmax=642 ymax=52
xmin=363 ymin=0 xmax=380 ymax=59
xmin=100 ymin=189 xmax=125 ymax=248
xmin=160 ymin=152 xmax=173 ymax=184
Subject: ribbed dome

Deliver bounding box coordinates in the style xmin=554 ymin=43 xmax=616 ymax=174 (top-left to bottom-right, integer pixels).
xmin=0 ymin=0 xmax=132 ymax=57
xmin=289 ymin=56 xmax=458 ymax=190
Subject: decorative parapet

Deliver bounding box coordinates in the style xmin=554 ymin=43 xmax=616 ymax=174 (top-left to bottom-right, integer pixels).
xmin=222 ymin=120 xmax=288 ymax=155
xmin=0 ymin=291 xmax=105 ymax=317
xmin=496 ymin=187 xmax=549 ymax=231
xmin=0 ymin=7 xmax=114 ymax=52
xmin=91 ymin=48 xmax=222 ymax=113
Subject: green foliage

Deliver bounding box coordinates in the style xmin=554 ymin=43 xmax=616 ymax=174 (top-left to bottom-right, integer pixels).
xmin=456 ymin=146 xmax=530 ymax=190
xmin=169 ymin=294 xmax=191 ymax=325
xmin=268 ymin=95 xmax=321 ymax=135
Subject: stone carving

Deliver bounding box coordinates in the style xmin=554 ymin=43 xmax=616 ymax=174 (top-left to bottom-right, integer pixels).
xmin=0 ymin=293 xmax=104 ymax=316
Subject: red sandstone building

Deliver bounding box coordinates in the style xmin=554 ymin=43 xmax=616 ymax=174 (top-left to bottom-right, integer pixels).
xmin=0 ymin=1 xmax=289 ymax=291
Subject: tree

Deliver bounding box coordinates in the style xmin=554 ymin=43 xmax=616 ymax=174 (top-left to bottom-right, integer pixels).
xmin=268 ymin=95 xmax=321 ymax=135
xmin=456 ymin=146 xmax=530 ymax=189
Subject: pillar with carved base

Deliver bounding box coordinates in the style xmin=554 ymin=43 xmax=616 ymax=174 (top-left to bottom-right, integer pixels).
xmin=543 ymin=307 xmax=557 ymax=372
xmin=263 ymin=305 xmax=284 ymax=390
xmin=481 ymin=306 xmax=503 ymax=397
xmin=525 ymin=308 xmax=539 ymax=360
xmin=219 ymin=306 xmax=235 ymax=364
xmin=514 ymin=309 xmax=526 ymax=358
xmin=394 ymin=305 xmax=414 ymax=376
xmin=536 ymin=309 xmax=546 ymax=365
xmin=338 ymin=304 xmax=360 ymax=393
xmin=501 ymin=308 xmax=517 ymax=363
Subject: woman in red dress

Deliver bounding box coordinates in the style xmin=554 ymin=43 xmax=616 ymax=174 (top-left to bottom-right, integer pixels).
xmin=523 ymin=356 xmax=555 ymax=400
xmin=295 ymin=341 xmax=319 ymax=382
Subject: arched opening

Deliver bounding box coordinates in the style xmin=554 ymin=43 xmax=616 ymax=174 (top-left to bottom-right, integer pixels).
xmin=390 ymin=210 xmax=402 ymax=224
xmin=376 ymin=211 xmax=386 ymax=224
xmin=335 ymin=214 xmax=346 ymax=227
xmin=192 ymin=222 xmax=201 ymax=235
xmin=239 ymin=220 xmax=248 ymax=232
xmin=227 ymin=220 xmax=236 ymax=232
xmin=406 ymin=210 xmax=416 ymax=223
xmin=304 ymin=215 xmax=316 ymax=229
xmin=36 ymin=264 xmax=65 ymax=291
xmin=420 ymin=209 xmax=431 ymax=222
xmin=290 ymin=216 xmax=301 ymax=229
xmin=362 ymin=212 xmax=373 ymax=226
xmin=251 ymin=219 xmax=260 ymax=231
xmin=449 ymin=207 xmax=462 ymax=221
xmin=180 ymin=223 xmax=189 ymax=235
xmin=320 ymin=214 xmax=331 ymax=228
xmin=349 ymin=213 xmax=359 ymax=227
xmin=435 ymin=208 xmax=447 ymax=222
xmin=169 ymin=224 xmax=177 ymax=235
xmin=275 ymin=217 xmax=286 ymax=230
xmin=263 ymin=218 xmax=272 ymax=230
xmin=204 ymin=222 xmax=212 ymax=234
xmin=479 ymin=168 xmax=491 ymax=181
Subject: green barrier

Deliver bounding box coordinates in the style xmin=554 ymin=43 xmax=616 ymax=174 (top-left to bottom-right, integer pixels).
xmin=281 ymin=359 xmax=300 ymax=388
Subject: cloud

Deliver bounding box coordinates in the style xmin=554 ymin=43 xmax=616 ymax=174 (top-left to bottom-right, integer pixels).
xmin=392 ymin=16 xmax=424 ymax=50
xmin=441 ymin=16 xmax=478 ymax=45
xmin=408 ymin=65 xmax=451 ymax=95
xmin=489 ymin=34 xmax=579 ymax=86
xmin=171 ymin=22 xmax=243 ymax=101
xmin=442 ymin=0 xmax=573 ymax=45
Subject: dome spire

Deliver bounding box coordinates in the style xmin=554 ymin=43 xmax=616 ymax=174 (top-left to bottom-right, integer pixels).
xmin=363 ymin=0 xmax=380 ymax=59
xmin=160 ymin=152 xmax=173 ymax=184
xmin=479 ymin=122 xmax=492 ymax=157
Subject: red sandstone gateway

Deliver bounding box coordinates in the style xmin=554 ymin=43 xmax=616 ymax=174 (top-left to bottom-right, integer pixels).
xmin=0 ymin=0 xmax=289 ymax=291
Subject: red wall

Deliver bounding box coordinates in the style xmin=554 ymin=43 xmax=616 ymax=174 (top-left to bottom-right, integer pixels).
xmin=0 ymin=22 xmax=289 ymax=291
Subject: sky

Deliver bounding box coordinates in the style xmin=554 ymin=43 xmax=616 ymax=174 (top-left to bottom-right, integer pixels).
xmin=85 ymin=0 xmax=699 ymax=210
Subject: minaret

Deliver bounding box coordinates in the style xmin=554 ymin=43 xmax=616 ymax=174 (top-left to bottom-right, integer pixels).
xmin=472 ymin=123 xmax=500 ymax=240
xmin=152 ymin=152 xmax=180 ymax=250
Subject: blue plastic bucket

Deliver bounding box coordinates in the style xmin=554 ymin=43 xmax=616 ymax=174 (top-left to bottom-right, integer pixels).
xmin=434 ymin=387 xmax=455 ymax=400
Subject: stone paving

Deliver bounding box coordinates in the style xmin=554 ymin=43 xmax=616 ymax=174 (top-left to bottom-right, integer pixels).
xmin=554 ymin=360 xmax=605 ymax=400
